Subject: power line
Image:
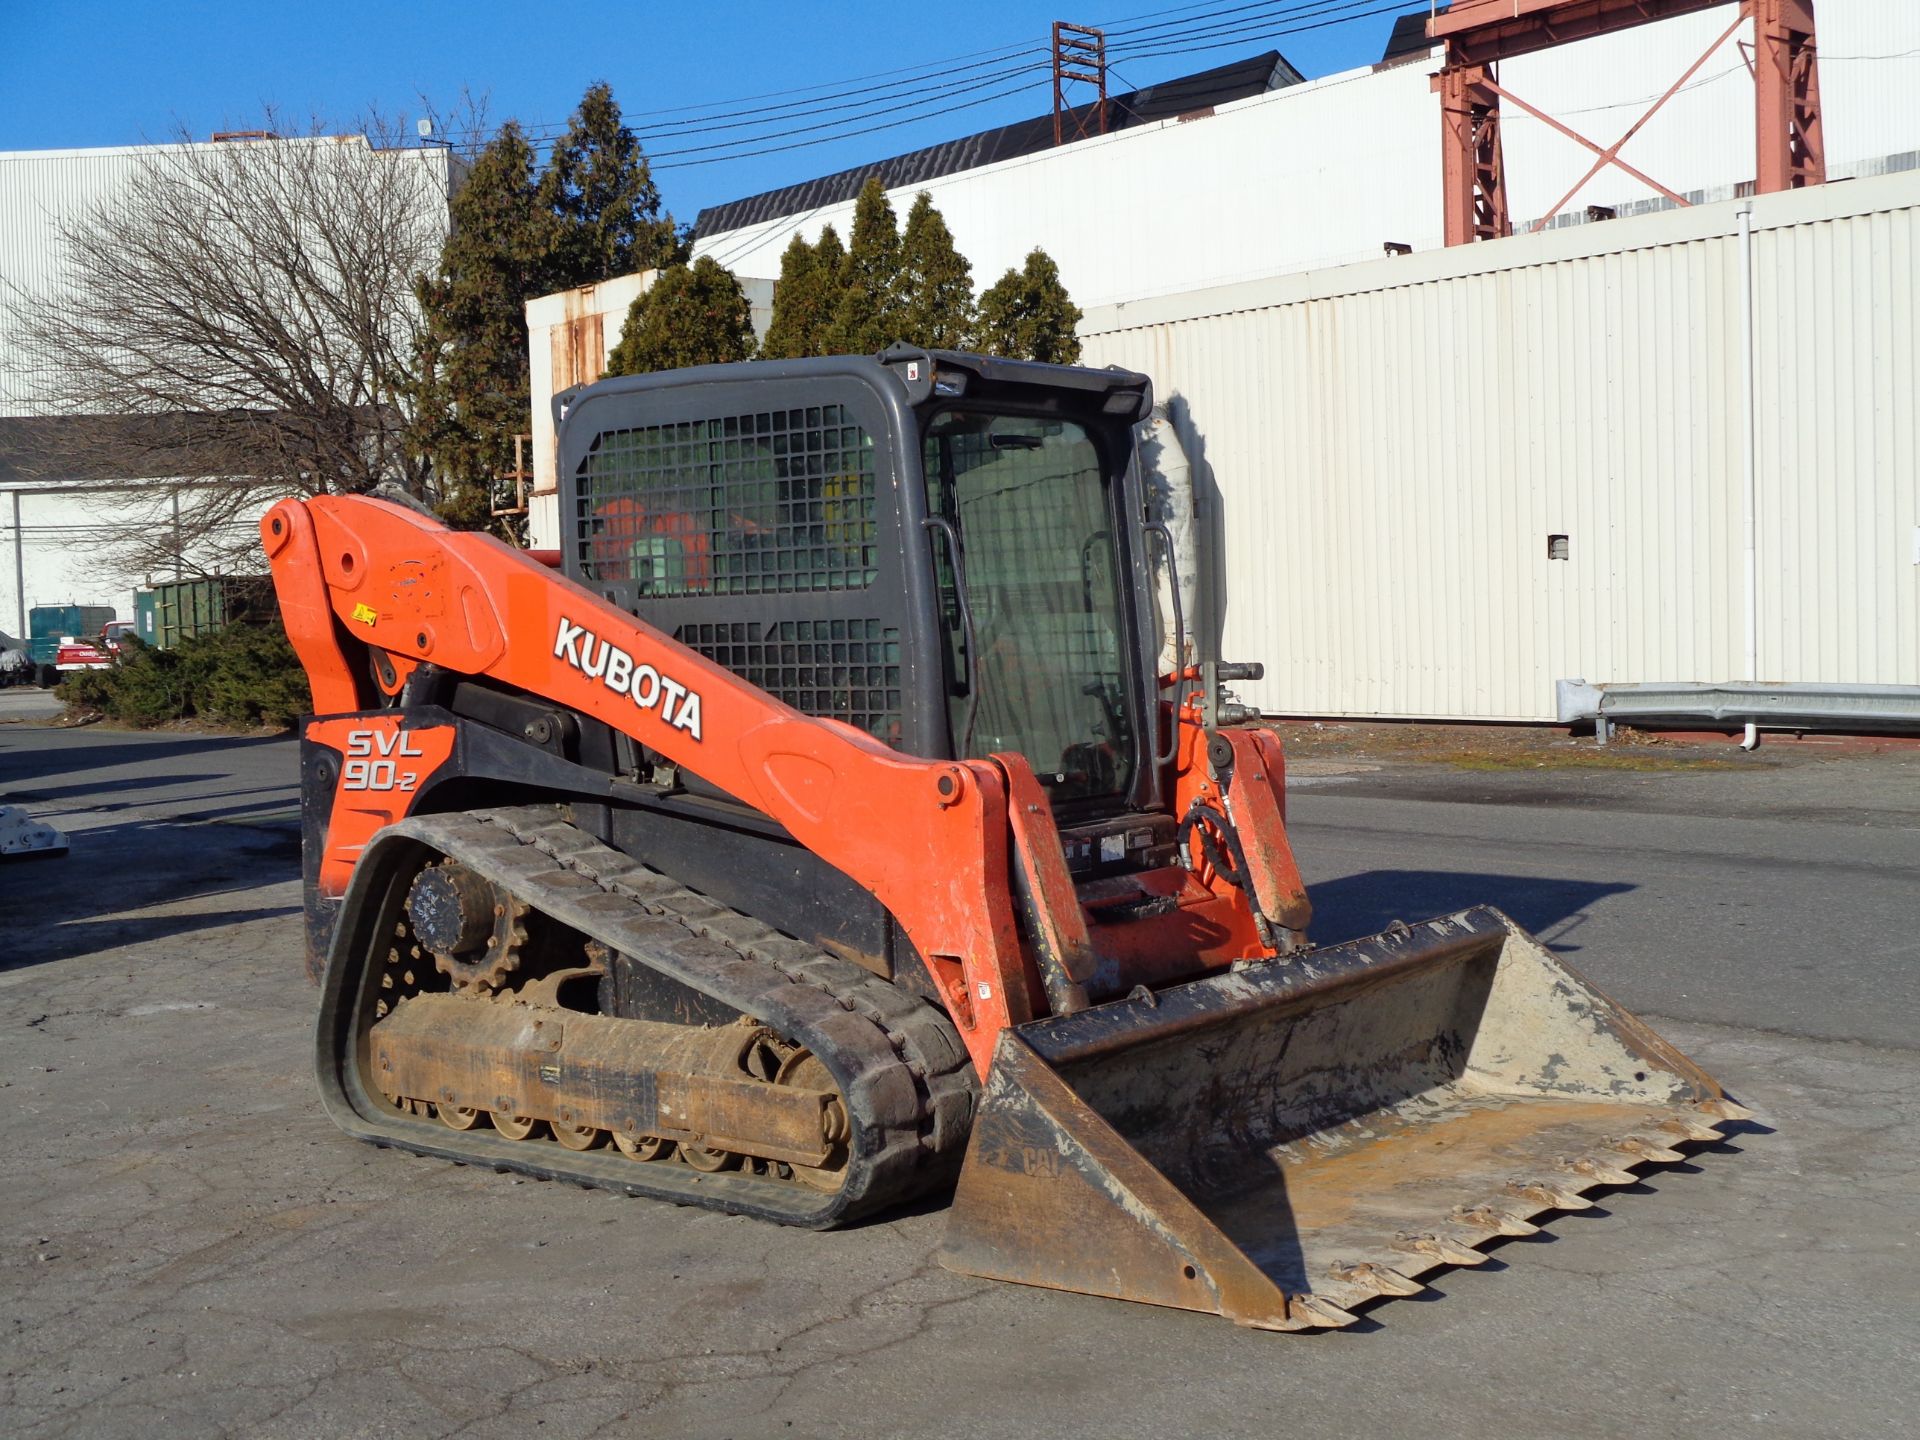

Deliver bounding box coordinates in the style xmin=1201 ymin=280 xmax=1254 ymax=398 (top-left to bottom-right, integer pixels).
xmin=1109 ymin=0 xmax=1401 ymax=56
xmin=586 ymin=36 xmax=1046 ymax=123
xmin=1095 ymin=0 xmax=1240 ymax=30
xmin=1113 ymin=0 xmax=1409 ymax=63
xmin=506 ymin=46 xmax=1051 ymax=144
xmin=635 ymin=50 xmax=1049 ymax=137
xmin=653 ymin=74 xmax=1053 ymax=172
xmin=445 ymin=52 xmax=1050 ymax=171
xmin=493 ymin=0 xmax=1333 ymax=137
xmin=449 ymin=1 xmax=1408 ymax=178
xmin=1105 ymin=0 xmax=1365 ymax=42
xmin=442 ymin=37 xmax=1047 ymax=143
xmin=614 ymin=3 xmax=1387 ymax=171
xmin=642 ymin=58 xmax=1051 ymax=160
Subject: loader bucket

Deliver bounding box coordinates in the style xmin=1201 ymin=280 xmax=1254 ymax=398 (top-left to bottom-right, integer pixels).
xmin=939 ymin=907 xmax=1749 ymax=1329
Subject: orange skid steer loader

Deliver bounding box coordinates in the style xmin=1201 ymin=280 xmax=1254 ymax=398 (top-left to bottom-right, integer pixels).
xmin=267 ymin=349 xmax=1745 ymax=1330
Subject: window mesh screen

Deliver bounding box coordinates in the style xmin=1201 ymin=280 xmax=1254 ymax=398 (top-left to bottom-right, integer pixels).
xmin=675 ymin=619 xmax=902 ymax=742
xmin=575 ymin=406 xmax=879 ymax=596
xmin=923 ymin=416 xmax=1133 ymax=796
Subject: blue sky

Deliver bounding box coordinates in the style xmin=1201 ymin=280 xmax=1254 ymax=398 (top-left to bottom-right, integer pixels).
xmin=0 ymin=1 xmax=1409 ymax=222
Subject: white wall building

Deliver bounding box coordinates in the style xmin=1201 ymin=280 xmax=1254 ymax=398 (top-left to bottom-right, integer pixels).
xmin=0 ymin=137 xmax=453 ymax=635
xmin=676 ymin=2 xmax=1920 ymax=725
xmin=1079 ymin=169 xmax=1920 ymax=721
xmin=693 ymin=2 xmax=1920 ymax=309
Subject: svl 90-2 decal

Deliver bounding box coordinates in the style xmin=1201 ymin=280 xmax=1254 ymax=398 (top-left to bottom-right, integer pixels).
xmin=342 ymin=726 xmax=427 ymax=792
xmin=306 ymin=717 xmax=458 ymax=896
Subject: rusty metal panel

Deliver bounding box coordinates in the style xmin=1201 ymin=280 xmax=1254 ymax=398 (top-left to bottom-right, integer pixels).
xmin=1080 ymin=168 xmax=1920 ymax=719
xmin=550 ymin=308 xmax=605 ymax=394
xmin=522 ymin=272 xmax=776 ymax=550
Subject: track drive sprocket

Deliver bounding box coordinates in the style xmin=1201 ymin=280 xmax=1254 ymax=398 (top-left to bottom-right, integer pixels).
xmin=404 ymin=859 xmax=529 ymax=991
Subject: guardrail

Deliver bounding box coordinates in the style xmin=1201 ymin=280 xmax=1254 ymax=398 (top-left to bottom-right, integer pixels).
xmin=1556 ymin=680 xmax=1920 ymax=743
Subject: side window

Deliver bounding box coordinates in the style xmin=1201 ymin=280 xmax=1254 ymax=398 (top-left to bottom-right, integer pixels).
xmin=922 ymin=411 xmax=1134 ymax=801
xmin=574 ymin=405 xmax=879 ymax=596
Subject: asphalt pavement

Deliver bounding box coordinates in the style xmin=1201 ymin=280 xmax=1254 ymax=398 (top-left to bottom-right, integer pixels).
xmin=1 ymin=722 xmax=1915 ymax=1439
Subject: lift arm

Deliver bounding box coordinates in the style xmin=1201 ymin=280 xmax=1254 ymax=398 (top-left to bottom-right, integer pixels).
xmin=265 ymin=494 xmax=1040 ymax=1071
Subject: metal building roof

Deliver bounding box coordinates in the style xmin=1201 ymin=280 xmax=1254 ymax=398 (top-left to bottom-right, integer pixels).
xmin=1380 ymin=6 xmax=1445 ymax=65
xmin=692 ymin=51 xmax=1302 ymax=238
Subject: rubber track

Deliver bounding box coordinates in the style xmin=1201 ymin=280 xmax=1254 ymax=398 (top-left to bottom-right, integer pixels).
xmin=320 ymin=805 xmax=978 ymax=1228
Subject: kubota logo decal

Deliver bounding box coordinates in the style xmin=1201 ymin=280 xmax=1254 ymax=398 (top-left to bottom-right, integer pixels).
xmin=553 ymin=615 xmax=704 ymax=741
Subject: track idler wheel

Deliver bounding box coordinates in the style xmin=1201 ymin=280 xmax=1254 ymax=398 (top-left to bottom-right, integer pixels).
xmin=551 ymin=1116 xmax=603 ymax=1152
xmin=778 ymin=1050 xmax=849 ymax=1193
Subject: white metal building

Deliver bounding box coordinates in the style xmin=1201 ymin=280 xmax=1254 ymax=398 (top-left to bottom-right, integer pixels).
xmin=1080 ymin=169 xmax=1920 ymax=722
xmin=0 ymin=138 xmax=453 ymax=633
xmin=678 ymin=2 xmax=1920 ymax=727
xmin=693 ymin=1 xmax=1920 ymax=309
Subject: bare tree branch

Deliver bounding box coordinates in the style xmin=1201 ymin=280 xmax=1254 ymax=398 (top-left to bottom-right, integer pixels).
xmin=0 ymin=112 xmax=449 ymax=575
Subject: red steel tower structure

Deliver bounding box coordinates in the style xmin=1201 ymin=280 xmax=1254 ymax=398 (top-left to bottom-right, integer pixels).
xmin=1432 ymin=0 xmax=1825 ymax=245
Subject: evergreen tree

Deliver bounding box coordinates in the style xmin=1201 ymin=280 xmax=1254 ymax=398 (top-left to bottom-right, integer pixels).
xmin=810 ymin=224 xmax=848 ymax=339
xmin=762 ymin=233 xmax=820 ymax=360
xmin=762 ymin=225 xmax=848 ymax=359
xmin=410 ymin=121 xmax=552 ymax=527
xmin=831 ymin=177 xmax=905 ymax=354
xmin=603 ymin=257 xmax=756 ymax=376
xmin=537 ymin=81 xmax=679 ymax=287
xmin=977 ymin=248 xmax=1083 ymax=364
xmin=898 ymin=192 xmax=975 ymax=350
xmin=413 ymin=83 xmax=681 ymax=529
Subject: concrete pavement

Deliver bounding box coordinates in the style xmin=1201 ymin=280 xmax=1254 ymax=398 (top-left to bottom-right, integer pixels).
xmin=1 ymin=725 xmax=1914 ymax=1439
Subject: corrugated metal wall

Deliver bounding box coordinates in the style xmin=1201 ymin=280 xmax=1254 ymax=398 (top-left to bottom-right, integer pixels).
xmin=0 ymin=148 xmax=137 ymax=410
xmin=0 ymin=138 xmax=453 ymax=411
xmin=1080 ymin=170 xmax=1920 ymax=721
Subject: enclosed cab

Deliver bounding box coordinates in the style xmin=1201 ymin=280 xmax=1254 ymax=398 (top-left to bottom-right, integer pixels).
xmin=548 ymin=349 xmax=1171 ymax=989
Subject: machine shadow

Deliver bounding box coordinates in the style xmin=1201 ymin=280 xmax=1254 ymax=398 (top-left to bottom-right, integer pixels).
xmin=6 ymin=770 xmax=227 ymax=804
xmin=0 ymin=733 xmax=285 ymax=787
xmin=0 ymin=813 xmax=301 ymax=971
xmin=1160 ymin=393 xmax=1228 ymax=665
xmin=1304 ymin=870 xmax=1636 ymax=953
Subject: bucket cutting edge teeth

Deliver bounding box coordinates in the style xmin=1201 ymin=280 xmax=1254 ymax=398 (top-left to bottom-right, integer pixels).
xmin=936 ymin=905 xmax=1747 ymax=1330
xmin=1703 ymin=1096 xmax=1755 ymax=1121
xmin=1506 ymin=1178 xmax=1594 ymax=1211
xmin=1452 ymin=1203 xmax=1541 ymax=1237
xmin=1561 ymin=1155 xmax=1638 ymax=1187
xmin=1663 ymin=1113 xmax=1728 ymax=1143
xmin=1288 ymin=1294 xmax=1361 ymax=1328
xmin=1329 ymin=1262 xmax=1426 ymax=1296
xmin=1393 ymin=1232 xmax=1490 ymax=1267
xmin=1614 ymin=1134 xmax=1686 ymax=1164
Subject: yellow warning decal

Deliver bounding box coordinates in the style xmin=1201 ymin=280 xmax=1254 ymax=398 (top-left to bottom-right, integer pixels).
xmin=350 ymin=603 xmax=379 ymax=626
